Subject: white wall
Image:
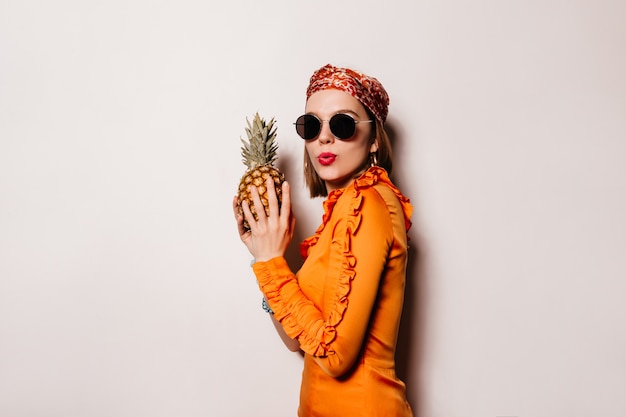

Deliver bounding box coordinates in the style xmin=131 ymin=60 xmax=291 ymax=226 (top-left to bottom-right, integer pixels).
xmin=1 ymin=1 xmax=625 ymax=416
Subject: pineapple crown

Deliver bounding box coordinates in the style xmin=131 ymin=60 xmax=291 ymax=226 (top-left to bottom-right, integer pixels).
xmin=240 ymin=112 xmax=279 ymax=169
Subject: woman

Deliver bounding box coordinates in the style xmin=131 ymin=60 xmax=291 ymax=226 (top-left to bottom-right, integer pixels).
xmin=233 ymin=64 xmax=414 ymax=416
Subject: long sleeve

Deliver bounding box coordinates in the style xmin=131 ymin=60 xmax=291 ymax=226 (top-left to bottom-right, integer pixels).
xmin=252 ymin=185 xmax=397 ymax=377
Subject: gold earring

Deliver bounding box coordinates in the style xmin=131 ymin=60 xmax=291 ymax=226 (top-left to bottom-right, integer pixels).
xmin=369 ymin=152 xmax=378 ymax=167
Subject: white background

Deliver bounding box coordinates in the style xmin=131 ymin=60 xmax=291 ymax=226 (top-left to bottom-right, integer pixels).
xmin=1 ymin=1 xmax=625 ymax=416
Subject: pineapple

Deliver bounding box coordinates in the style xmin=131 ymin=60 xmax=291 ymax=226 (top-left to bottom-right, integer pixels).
xmin=237 ymin=113 xmax=285 ymax=231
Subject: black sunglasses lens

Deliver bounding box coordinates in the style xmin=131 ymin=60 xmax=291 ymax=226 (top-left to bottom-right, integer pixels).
xmin=329 ymin=114 xmax=356 ymax=139
xmin=295 ymin=115 xmax=321 ymax=140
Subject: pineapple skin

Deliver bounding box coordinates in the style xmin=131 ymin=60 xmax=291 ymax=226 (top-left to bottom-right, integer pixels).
xmin=237 ymin=165 xmax=284 ymax=231
xmin=236 ymin=113 xmax=284 ymax=231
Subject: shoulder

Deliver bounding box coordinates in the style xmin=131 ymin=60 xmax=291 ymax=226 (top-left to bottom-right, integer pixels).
xmin=361 ymin=184 xmax=400 ymax=225
xmin=354 ymin=167 xmax=413 ymax=232
xmin=333 ymin=183 xmax=393 ymax=237
xmin=350 ymin=167 xmax=405 ymax=212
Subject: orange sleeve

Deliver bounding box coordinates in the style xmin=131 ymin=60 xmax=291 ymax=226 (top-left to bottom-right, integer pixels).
xmin=252 ymin=187 xmax=394 ymax=377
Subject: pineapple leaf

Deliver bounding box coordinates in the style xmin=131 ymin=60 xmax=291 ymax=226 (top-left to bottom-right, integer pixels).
xmin=240 ymin=112 xmax=279 ymax=169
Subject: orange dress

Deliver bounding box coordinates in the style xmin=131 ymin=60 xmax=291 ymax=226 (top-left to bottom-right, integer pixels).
xmin=252 ymin=167 xmax=414 ymax=417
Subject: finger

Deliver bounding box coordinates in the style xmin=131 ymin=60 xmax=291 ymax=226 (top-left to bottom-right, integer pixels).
xmin=240 ymin=198 xmax=257 ymax=232
xmin=250 ymin=184 xmax=267 ymax=222
xmin=232 ymin=195 xmax=241 ymax=218
xmin=266 ymin=176 xmax=279 ymax=221
xmin=236 ymin=216 xmax=249 ymax=237
xmin=232 ymin=196 xmax=246 ymax=232
xmin=279 ymin=181 xmax=292 ymax=226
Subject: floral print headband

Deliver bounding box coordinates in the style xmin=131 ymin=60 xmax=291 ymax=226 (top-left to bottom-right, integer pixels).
xmin=306 ymin=64 xmax=390 ymax=124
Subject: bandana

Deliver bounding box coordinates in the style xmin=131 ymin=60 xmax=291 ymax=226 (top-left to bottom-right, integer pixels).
xmin=306 ymin=64 xmax=390 ymax=124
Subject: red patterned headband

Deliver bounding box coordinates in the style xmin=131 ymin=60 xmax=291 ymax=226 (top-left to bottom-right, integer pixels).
xmin=306 ymin=64 xmax=390 ymax=124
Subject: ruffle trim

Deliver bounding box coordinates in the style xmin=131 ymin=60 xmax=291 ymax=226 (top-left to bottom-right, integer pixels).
xmin=254 ymin=257 xmax=331 ymax=357
xmin=294 ymin=166 xmax=412 ymax=357
xmin=299 ymin=166 xmax=412 ymax=259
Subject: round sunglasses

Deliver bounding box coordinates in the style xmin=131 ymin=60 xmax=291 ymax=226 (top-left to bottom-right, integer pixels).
xmin=294 ymin=113 xmax=374 ymax=140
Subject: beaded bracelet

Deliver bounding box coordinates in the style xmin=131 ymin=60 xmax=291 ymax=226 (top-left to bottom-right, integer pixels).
xmin=261 ymin=297 xmax=274 ymax=315
xmin=252 ymin=260 xmax=273 ymax=314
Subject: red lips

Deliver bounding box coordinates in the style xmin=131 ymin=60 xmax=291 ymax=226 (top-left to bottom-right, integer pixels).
xmin=318 ymin=152 xmax=336 ymax=166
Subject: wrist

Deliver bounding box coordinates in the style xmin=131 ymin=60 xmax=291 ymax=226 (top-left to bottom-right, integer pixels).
xmin=261 ymin=296 xmax=274 ymax=314
xmin=251 ymin=254 xmax=281 ymax=264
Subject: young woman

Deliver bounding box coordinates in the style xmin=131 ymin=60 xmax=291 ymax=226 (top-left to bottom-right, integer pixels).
xmin=233 ymin=64 xmax=414 ymax=416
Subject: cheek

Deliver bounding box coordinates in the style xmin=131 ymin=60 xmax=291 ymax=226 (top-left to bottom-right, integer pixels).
xmin=354 ymin=135 xmax=375 ymax=156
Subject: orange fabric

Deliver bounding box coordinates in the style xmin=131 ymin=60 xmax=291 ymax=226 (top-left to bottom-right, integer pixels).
xmin=252 ymin=167 xmax=413 ymax=416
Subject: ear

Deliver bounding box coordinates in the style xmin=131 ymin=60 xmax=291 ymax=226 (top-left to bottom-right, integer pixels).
xmin=369 ymin=139 xmax=379 ymax=153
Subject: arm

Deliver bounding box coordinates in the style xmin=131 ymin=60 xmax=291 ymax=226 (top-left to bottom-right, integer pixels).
xmin=270 ymin=312 xmax=301 ymax=352
xmin=253 ymin=188 xmax=394 ymax=377
xmin=233 ymin=178 xmax=300 ymax=351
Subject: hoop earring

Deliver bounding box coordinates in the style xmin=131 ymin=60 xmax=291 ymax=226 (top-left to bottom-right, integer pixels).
xmin=369 ymin=152 xmax=378 ymax=168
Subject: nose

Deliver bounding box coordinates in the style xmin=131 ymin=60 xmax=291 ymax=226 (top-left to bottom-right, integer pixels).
xmin=318 ymin=120 xmax=334 ymax=144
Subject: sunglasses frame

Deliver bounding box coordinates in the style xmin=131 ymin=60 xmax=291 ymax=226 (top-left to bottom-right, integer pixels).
xmin=294 ymin=113 xmax=374 ymax=141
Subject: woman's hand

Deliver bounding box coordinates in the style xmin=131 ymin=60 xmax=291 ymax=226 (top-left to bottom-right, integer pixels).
xmin=233 ymin=177 xmax=295 ymax=262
